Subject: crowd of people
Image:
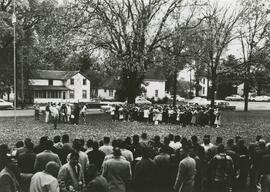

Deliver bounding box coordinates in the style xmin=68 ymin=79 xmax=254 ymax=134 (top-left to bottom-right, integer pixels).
xmin=34 ymin=102 xmax=88 ymax=129
xmin=0 ymin=133 xmax=269 ymax=192
xmin=109 ymin=104 xmax=221 ymax=127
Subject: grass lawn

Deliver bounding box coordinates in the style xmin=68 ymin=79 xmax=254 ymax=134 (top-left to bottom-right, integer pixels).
xmin=0 ymin=111 xmax=270 ymax=147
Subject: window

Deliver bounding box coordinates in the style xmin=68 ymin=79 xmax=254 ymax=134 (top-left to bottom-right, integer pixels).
xmin=83 ymin=79 xmax=86 ymax=85
xmin=70 ymin=90 xmax=74 ymax=99
xmin=48 ymin=79 xmax=53 ymax=86
xmin=70 ymin=78 xmax=74 ymax=85
xmin=82 ymin=90 xmax=87 ymax=99
xmin=109 ymin=89 xmax=113 ymax=97
xmin=155 ymin=90 xmax=158 ymax=97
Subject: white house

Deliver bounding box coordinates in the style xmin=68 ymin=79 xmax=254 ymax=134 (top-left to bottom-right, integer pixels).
xmin=97 ymin=69 xmax=166 ymax=100
xmin=143 ymin=69 xmax=166 ymax=99
xmin=29 ymin=70 xmax=91 ymax=103
xmin=178 ymin=68 xmax=209 ymax=97
xmin=97 ymin=77 xmax=118 ymax=100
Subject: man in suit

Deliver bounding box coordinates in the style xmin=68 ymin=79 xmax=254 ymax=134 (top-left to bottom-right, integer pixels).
xmin=34 ymin=140 xmax=61 ymax=172
xmin=0 ymin=156 xmax=20 ymax=192
xmin=102 ymin=147 xmax=132 ymax=192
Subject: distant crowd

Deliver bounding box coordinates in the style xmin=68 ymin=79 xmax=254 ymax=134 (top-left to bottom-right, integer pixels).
xmin=109 ymin=104 xmax=222 ymax=127
xmin=33 ymin=102 xmax=88 ymax=129
xmin=0 ymin=133 xmax=269 ymax=192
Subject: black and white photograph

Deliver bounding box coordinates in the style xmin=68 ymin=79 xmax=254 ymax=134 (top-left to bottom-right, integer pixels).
xmin=0 ymin=0 xmax=270 ymax=191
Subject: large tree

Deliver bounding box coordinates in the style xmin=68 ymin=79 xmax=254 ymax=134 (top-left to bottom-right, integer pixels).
xmin=238 ymin=0 xmax=270 ymax=111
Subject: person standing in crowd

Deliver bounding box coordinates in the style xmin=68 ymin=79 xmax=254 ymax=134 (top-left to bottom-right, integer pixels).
xmin=102 ymin=147 xmax=132 ymax=192
xmin=209 ymin=144 xmax=234 ymax=192
xmin=66 ymin=103 xmax=72 ymax=123
xmin=0 ymin=155 xmax=20 ymax=192
xmin=30 ymin=161 xmax=60 ymax=192
xmin=34 ymin=102 xmax=40 ymax=120
xmin=34 ymin=140 xmax=62 ymax=172
xmin=80 ymin=104 xmax=87 ymax=124
xmin=85 ymin=164 xmax=109 ymax=192
xmin=214 ymin=108 xmax=221 ymax=128
xmin=174 ymin=145 xmax=196 ymax=192
xmin=45 ymin=102 xmax=51 ymax=123
xmin=99 ymin=137 xmax=113 ymax=156
xmin=58 ymin=151 xmax=85 ymax=192
xmin=50 ymin=103 xmax=59 ymax=129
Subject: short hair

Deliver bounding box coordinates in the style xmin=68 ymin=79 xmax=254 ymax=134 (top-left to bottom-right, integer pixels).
xmin=217 ymin=144 xmax=225 ymax=153
xmin=25 ymin=141 xmax=34 ymax=150
xmin=16 ymin=141 xmax=24 ymax=148
xmin=175 ymin=135 xmax=181 ymax=142
xmin=92 ymin=141 xmax=99 ymax=150
xmin=141 ymin=133 xmax=147 ymax=140
xmin=62 ymin=134 xmax=69 ymax=143
xmin=44 ymin=140 xmax=53 ymax=150
xmin=53 ymin=135 xmax=61 ymax=143
xmin=86 ymin=139 xmax=93 ymax=148
xmin=103 ymin=137 xmax=110 ymax=144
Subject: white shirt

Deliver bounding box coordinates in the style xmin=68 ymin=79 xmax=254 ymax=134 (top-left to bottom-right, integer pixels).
xmin=30 ymin=171 xmax=59 ymax=192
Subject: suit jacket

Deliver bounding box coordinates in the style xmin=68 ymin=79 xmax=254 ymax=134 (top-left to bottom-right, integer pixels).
xmin=0 ymin=168 xmax=20 ymax=192
xmin=18 ymin=149 xmax=36 ymax=174
xmin=102 ymin=157 xmax=132 ymax=192
xmin=34 ymin=150 xmax=62 ymax=172
xmin=85 ymin=175 xmax=109 ymax=192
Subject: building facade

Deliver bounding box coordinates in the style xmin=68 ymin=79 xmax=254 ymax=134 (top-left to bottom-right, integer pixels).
xmin=29 ymin=70 xmax=91 ymax=103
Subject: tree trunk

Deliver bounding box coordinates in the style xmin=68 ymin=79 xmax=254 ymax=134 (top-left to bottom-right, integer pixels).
xmin=210 ymin=69 xmax=216 ymax=108
xmin=172 ymin=70 xmax=177 ymax=107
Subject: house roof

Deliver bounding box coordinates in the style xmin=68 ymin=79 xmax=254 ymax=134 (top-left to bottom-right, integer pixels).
xmin=100 ymin=76 xmax=120 ymax=89
xmin=30 ymin=70 xmax=80 ymax=80
xmin=144 ymin=68 xmax=166 ymax=81
xmin=29 ymin=85 xmax=71 ymax=91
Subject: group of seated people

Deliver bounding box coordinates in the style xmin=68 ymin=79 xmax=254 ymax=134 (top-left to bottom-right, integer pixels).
xmin=110 ymin=104 xmax=221 ymax=127
xmin=0 ymin=133 xmax=269 ymax=192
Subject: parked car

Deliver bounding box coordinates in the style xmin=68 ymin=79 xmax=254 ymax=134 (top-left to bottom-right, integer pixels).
xmin=135 ymin=97 xmax=152 ymax=104
xmin=249 ymin=95 xmax=270 ymax=102
xmin=187 ymin=97 xmax=210 ymax=106
xmin=214 ymin=100 xmax=236 ymax=111
xmin=225 ymin=95 xmax=244 ymax=101
xmin=0 ymin=99 xmax=13 ymax=109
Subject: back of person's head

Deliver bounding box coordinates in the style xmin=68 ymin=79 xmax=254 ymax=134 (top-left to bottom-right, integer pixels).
xmin=16 ymin=141 xmax=24 ymax=148
xmin=216 ymin=137 xmax=223 ymax=145
xmin=141 ymin=133 xmax=147 ymax=140
xmin=44 ymin=140 xmax=53 ymax=151
xmin=141 ymin=147 xmax=151 ymax=159
xmin=62 ymin=134 xmax=69 ymax=144
xmin=154 ymin=135 xmax=160 ymax=143
xmin=0 ymin=144 xmax=9 ymax=155
xmin=25 ymin=141 xmax=34 ymax=150
xmin=103 ymin=137 xmax=110 ymax=144
xmin=133 ymin=135 xmax=139 ymax=143
xmin=72 ymin=139 xmax=82 ymax=151
xmin=53 ymin=135 xmax=61 ymax=143
xmin=174 ymin=135 xmax=181 ymax=142
xmin=86 ymin=139 xmax=93 ymax=148
xmin=45 ymin=161 xmax=60 ymax=178
xmin=24 ymin=138 xmax=31 ymax=146
xmin=92 ymin=141 xmax=99 ymax=151
xmin=164 ymin=137 xmax=170 ymax=146
xmin=39 ymin=136 xmax=48 ymax=146
xmin=168 ymin=134 xmax=174 ymax=141
xmin=191 ymin=135 xmax=198 ymax=143
xmin=217 ymin=144 xmax=225 ymax=153
xmin=113 ymin=147 xmax=121 ymax=157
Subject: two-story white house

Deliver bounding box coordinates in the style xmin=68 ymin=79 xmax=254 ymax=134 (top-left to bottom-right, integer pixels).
xmin=29 ymin=70 xmax=91 ymax=103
